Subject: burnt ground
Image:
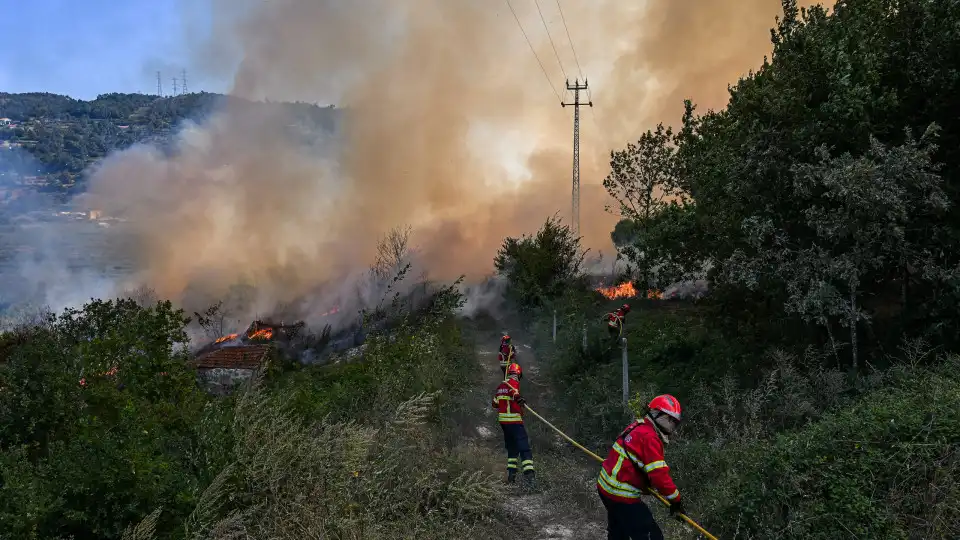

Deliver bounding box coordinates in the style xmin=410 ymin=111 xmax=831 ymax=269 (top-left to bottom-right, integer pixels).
xmin=454 ymin=317 xmax=608 ymax=540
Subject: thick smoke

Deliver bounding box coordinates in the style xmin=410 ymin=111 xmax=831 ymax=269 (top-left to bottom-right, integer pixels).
xmin=56 ymin=0 xmax=809 ymax=327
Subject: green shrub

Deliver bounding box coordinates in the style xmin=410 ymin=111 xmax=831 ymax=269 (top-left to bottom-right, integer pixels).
xmin=695 ymin=361 xmax=960 ymax=539
xmin=494 ymin=214 xmax=588 ymax=310
xmin=0 ymin=298 xmax=217 ymax=539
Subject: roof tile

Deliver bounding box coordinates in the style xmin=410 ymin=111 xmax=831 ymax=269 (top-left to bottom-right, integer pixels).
xmin=193 ymin=344 xmax=271 ymax=370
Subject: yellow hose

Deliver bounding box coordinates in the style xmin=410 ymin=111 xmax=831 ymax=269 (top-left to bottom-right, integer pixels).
xmin=524 ymin=405 xmax=719 ymax=540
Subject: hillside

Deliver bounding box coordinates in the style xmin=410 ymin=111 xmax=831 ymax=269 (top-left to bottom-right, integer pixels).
xmin=0 ymin=92 xmax=341 ymax=194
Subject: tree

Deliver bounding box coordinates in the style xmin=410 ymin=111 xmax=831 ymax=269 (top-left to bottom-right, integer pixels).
xmin=494 ymin=214 xmax=587 ymax=309
xmin=727 ymin=128 xmax=949 ymax=369
xmin=0 ymin=298 xmax=212 ymax=538
xmin=603 ymin=124 xmax=692 ymax=288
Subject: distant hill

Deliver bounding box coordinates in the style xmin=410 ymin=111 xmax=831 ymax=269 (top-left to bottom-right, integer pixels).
xmin=0 ymin=92 xmax=340 ymax=195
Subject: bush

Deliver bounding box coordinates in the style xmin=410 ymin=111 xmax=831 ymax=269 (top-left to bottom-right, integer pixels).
xmin=169 ymin=387 xmax=501 ymax=540
xmin=0 ymin=298 xmax=217 ymax=539
xmin=494 ymin=214 xmax=587 ymax=310
xmin=689 ymin=360 xmax=960 ymax=539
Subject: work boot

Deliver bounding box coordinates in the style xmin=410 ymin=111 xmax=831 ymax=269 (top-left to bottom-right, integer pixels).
xmin=507 ymin=471 xmax=517 ymax=484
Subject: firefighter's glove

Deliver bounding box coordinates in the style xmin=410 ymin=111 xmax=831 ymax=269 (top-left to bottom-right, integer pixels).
xmin=669 ymin=500 xmax=686 ymax=522
xmin=514 ymin=395 xmax=526 ymax=407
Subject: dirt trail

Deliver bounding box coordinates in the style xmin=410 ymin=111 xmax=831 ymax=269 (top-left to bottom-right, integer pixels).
xmin=461 ymin=321 xmax=607 ymax=540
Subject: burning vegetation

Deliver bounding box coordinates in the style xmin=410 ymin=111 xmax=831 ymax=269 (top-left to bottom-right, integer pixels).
xmin=594 ymin=281 xmax=663 ymax=300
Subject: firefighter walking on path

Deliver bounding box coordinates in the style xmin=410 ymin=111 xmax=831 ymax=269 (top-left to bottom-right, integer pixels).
xmin=597 ymin=394 xmax=686 ymax=540
xmin=607 ymin=304 xmax=631 ymax=339
xmin=497 ymin=334 xmax=518 ymax=378
xmin=491 ymin=362 xmax=535 ymax=486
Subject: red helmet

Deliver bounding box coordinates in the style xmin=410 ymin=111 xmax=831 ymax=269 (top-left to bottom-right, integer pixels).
xmin=621 ymin=303 xmax=631 ymax=313
xmin=506 ymin=363 xmax=522 ymax=378
xmin=501 ymin=334 xmax=511 ymax=344
xmin=648 ymin=394 xmax=681 ymax=422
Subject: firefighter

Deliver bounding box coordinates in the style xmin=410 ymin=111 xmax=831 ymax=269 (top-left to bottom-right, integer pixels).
xmin=491 ymin=362 xmax=535 ymax=485
xmin=607 ymin=303 xmax=632 ymax=339
xmin=597 ymin=394 xmax=685 ymax=540
xmin=497 ymin=334 xmax=518 ymax=377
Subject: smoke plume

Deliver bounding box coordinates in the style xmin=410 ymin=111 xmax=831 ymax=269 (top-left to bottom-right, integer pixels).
xmin=63 ymin=0 xmax=809 ymax=326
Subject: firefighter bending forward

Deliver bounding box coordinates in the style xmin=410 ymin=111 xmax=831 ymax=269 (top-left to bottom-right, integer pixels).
xmin=492 ymin=363 xmax=535 ymax=485
xmin=597 ymin=394 xmax=685 ymax=540
xmin=607 ymin=304 xmax=631 ymax=339
xmin=498 ymin=334 xmax=517 ymax=377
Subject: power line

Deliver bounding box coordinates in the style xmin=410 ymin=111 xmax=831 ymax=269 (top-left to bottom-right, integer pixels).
xmin=503 ymin=0 xmax=563 ymax=103
xmin=533 ymin=0 xmax=568 ymax=82
xmin=554 ymin=0 xmax=585 ymax=82
xmin=554 ymin=0 xmax=593 ymax=106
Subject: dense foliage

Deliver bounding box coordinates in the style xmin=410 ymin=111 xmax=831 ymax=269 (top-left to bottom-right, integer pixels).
xmin=493 ymin=214 xmax=587 ymax=309
xmin=506 ymin=0 xmax=960 ymax=538
xmin=606 ymin=0 xmax=960 ymax=369
xmin=0 ymin=286 xmax=502 ymax=539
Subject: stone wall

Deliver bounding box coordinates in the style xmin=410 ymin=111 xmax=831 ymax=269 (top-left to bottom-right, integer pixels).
xmin=197 ymin=367 xmax=255 ymax=396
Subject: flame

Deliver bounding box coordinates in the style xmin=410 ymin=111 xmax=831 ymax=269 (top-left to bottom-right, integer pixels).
xmin=247 ymin=328 xmax=274 ymax=340
xmin=321 ymin=306 xmax=340 ymax=316
xmin=647 ymin=289 xmax=663 ymax=300
xmin=596 ymin=282 xmax=638 ymax=300
xmin=215 ymin=333 xmax=239 ymax=344
xmin=78 ymin=364 xmax=119 ymax=387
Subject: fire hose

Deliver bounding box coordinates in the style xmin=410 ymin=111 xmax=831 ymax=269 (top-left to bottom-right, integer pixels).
xmin=523 ymin=404 xmax=719 ymax=540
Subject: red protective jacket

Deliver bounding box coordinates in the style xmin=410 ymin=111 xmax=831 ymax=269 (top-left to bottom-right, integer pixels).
xmin=498 ymin=343 xmax=517 ymax=367
xmin=597 ymin=417 xmax=680 ymax=504
xmin=607 ymin=309 xmax=626 ymax=329
xmin=491 ymin=378 xmax=523 ymax=424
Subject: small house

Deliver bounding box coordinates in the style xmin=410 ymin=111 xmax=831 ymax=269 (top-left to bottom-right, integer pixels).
xmin=193 ymin=343 xmax=271 ymax=395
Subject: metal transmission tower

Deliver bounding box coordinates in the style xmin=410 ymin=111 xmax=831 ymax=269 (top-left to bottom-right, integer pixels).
xmin=172 ymin=77 xmax=179 ymax=95
xmin=156 ymin=71 xmax=162 ymax=96
xmin=181 ymin=69 xmax=188 ymax=94
xmin=561 ymin=78 xmax=591 ymax=237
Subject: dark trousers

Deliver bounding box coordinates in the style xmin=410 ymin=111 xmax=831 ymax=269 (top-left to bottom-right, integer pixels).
xmin=501 ymin=423 xmax=534 ymax=476
xmin=598 ymin=489 xmax=663 ymax=540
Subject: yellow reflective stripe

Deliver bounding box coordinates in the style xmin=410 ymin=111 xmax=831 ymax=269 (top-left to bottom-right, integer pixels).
xmin=597 ymin=469 xmax=642 ymax=499
xmin=644 ymin=460 xmax=667 ymax=473
xmin=498 ymin=413 xmax=522 ymax=422
xmin=521 ymin=459 xmax=534 ymax=471
xmin=664 ymin=489 xmax=680 ymax=500
xmin=612 ymin=442 xmax=643 ymax=466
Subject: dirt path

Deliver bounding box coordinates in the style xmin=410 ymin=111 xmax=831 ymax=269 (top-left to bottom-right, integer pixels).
xmin=462 ymin=322 xmax=607 ymax=540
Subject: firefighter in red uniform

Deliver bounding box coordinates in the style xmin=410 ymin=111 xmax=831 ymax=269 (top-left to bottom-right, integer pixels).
xmin=607 ymin=303 xmax=631 ymax=339
xmin=597 ymin=394 xmax=685 ymax=540
xmin=491 ymin=362 xmax=535 ymax=485
xmin=497 ymin=334 xmax=518 ymax=377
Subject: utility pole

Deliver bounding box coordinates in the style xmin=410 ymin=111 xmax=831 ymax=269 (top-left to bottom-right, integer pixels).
xmin=172 ymin=77 xmax=179 ymax=96
xmin=181 ymin=69 xmax=188 ymax=94
xmin=561 ymin=78 xmax=592 ymax=237
xmin=156 ymin=71 xmax=162 ymax=97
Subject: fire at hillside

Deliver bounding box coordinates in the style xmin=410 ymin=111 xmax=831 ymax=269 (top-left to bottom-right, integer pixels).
xmin=595 ymin=281 xmax=663 ymax=300
xmin=200 ymin=319 xmax=307 ymax=354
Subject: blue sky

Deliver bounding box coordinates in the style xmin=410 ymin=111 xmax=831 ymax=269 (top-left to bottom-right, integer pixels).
xmin=0 ymin=0 xmax=229 ymax=99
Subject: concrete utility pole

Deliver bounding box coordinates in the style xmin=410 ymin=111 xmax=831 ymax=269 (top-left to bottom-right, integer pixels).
xmin=562 ymin=78 xmax=592 ymax=237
